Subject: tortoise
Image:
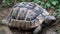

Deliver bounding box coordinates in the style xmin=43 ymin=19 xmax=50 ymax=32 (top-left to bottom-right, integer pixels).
xmin=2 ymin=2 xmax=56 ymax=34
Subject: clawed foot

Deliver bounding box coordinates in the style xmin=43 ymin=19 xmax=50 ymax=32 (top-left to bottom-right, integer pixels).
xmin=33 ymin=26 xmax=42 ymax=34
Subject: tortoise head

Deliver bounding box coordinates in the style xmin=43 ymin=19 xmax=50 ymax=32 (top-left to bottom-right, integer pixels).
xmin=44 ymin=15 xmax=56 ymax=26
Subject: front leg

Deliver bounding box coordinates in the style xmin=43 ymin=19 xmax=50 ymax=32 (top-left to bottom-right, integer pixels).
xmin=33 ymin=26 xmax=42 ymax=34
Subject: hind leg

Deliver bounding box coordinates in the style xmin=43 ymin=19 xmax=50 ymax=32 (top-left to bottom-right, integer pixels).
xmin=33 ymin=26 xmax=42 ymax=34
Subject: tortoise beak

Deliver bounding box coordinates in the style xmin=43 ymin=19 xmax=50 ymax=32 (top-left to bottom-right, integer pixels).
xmin=44 ymin=16 xmax=56 ymax=26
xmin=45 ymin=15 xmax=56 ymax=21
xmin=47 ymin=16 xmax=56 ymax=23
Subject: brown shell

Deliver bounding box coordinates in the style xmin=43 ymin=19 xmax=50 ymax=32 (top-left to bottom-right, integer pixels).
xmin=2 ymin=2 xmax=49 ymax=30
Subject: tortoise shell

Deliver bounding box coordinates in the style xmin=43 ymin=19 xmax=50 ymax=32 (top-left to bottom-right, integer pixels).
xmin=2 ymin=2 xmax=50 ymax=30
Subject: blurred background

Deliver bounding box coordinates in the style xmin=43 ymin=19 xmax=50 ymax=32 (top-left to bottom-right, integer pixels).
xmin=0 ymin=0 xmax=60 ymax=34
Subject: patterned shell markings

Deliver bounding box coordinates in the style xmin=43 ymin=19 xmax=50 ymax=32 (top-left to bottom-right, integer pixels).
xmin=2 ymin=2 xmax=49 ymax=29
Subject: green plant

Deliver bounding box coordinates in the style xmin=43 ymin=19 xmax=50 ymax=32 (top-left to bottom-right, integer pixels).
xmin=0 ymin=0 xmax=60 ymax=17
